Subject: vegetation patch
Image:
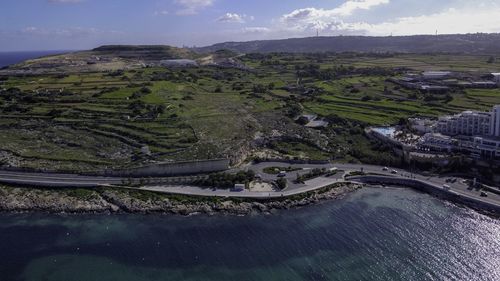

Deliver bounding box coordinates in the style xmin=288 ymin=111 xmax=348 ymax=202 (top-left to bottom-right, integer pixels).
xmin=263 ymin=166 xmax=302 ymax=174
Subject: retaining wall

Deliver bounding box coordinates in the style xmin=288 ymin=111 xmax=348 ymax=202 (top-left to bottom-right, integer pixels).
xmin=106 ymin=159 xmax=230 ymax=177
xmin=254 ymin=159 xmax=330 ymax=165
xmin=350 ymin=175 xmax=500 ymax=215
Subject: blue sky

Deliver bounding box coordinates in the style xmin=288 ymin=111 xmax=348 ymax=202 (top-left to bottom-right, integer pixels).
xmin=1 ymin=0 xmax=500 ymax=51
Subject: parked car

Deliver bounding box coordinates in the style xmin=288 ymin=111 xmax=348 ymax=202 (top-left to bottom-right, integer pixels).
xmin=480 ymin=191 xmax=488 ymax=197
xmin=277 ymin=171 xmax=287 ymax=178
xmin=391 ymin=170 xmax=398 ymax=174
xmin=442 ymin=184 xmax=451 ymax=190
xmin=382 ymin=167 xmax=389 ymax=171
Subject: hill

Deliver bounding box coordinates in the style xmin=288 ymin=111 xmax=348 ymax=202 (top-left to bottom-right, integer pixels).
xmin=92 ymin=45 xmax=199 ymax=60
xmin=195 ymin=34 xmax=500 ymax=54
xmin=1 ymin=45 xmax=200 ymax=75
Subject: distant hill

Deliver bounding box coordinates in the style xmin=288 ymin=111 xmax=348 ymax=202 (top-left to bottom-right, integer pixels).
xmin=1 ymin=45 xmax=201 ymax=74
xmin=195 ymin=34 xmax=500 ymax=54
xmin=92 ymin=45 xmax=199 ymax=60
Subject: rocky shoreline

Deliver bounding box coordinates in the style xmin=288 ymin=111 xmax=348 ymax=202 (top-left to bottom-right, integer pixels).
xmin=0 ymin=183 xmax=361 ymax=216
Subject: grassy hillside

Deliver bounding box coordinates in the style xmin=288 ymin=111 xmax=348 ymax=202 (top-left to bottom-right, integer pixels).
xmin=92 ymin=45 xmax=199 ymax=60
xmin=0 ymin=52 xmax=499 ymax=171
xmin=196 ymin=34 xmax=500 ymax=54
xmin=1 ymin=45 xmax=200 ymax=75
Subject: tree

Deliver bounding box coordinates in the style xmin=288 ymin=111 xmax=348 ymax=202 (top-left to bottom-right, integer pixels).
xmin=156 ymin=104 xmax=166 ymax=115
xmin=140 ymin=86 xmax=152 ymax=94
xmin=296 ymin=116 xmax=309 ymax=125
xmin=128 ymin=100 xmax=146 ymax=115
xmin=252 ymin=84 xmax=267 ymax=94
xmin=276 ymin=178 xmax=287 ymax=190
xmin=286 ymin=102 xmax=303 ymax=118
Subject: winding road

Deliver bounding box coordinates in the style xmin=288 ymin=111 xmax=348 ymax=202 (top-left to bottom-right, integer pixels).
xmin=0 ymin=162 xmax=499 ymax=211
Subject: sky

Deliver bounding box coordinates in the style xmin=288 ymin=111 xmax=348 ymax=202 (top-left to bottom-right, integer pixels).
xmin=1 ymin=0 xmax=500 ymax=51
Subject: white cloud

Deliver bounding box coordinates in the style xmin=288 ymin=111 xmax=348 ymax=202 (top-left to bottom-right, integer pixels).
xmin=362 ymin=6 xmax=500 ymax=35
xmin=275 ymin=0 xmax=500 ymax=37
xmin=216 ymin=13 xmax=253 ymax=23
xmin=154 ymin=10 xmax=169 ymax=16
xmin=175 ymin=0 xmax=214 ymax=15
xmin=243 ymin=27 xmax=271 ymax=33
xmin=334 ymin=0 xmax=390 ymax=16
xmin=280 ymin=0 xmax=389 ymax=32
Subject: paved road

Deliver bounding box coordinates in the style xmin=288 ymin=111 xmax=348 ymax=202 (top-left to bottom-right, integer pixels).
xmin=247 ymin=162 xmax=500 ymax=206
xmin=0 ymin=171 xmax=199 ymax=187
xmin=0 ymin=163 xmax=499 ymax=209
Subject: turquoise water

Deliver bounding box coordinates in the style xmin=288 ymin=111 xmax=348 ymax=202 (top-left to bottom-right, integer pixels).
xmin=372 ymin=127 xmax=396 ymax=137
xmin=0 ymin=187 xmax=498 ymax=281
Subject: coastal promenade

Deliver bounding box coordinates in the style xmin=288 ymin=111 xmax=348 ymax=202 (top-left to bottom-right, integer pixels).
xmin=0 ymin=162 xmax=499 ymax=213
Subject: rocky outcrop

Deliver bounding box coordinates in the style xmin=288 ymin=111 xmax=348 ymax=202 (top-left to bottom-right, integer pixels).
xmin=0 ymin=183 xmax=361 ymax=216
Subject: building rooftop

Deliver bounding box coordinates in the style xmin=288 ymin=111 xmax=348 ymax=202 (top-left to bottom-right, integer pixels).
xmin=422 ymin=71 xmax=451 ymax=76
xmin=305 ymin=120 xmax=329 ymax=128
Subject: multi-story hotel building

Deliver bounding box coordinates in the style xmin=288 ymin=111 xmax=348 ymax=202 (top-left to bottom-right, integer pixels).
xmin=436 ymin=111 xmax=491 ymax=136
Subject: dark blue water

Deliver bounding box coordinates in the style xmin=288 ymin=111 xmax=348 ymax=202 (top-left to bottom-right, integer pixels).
xmin=0 ymin=187 xmax=498 ymax=281
xmin=0 ymin=51 xmax=71 ymax=68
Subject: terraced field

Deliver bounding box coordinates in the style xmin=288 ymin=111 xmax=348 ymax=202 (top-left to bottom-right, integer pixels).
xmin=0 ymin=51 xmax=499 ymax=171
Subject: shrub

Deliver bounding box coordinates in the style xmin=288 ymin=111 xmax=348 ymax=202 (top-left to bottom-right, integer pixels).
xmin=275 ymin=178 xmax=287 ymax=190
xmin=361 ymin=95 xmax=372 ymax=101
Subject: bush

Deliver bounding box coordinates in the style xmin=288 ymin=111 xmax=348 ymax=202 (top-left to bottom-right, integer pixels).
xmin=140 ymin=87 xmax=152 ymax=94
xmin=275 ymin=178 xmax=287 ymax=190
xmin=286 ymin=102 xmax=303 ymax=118
xmin=252 ymin=84 xmax=268 ymax=94
xmin=194 ymin=170 xmax=255 ymax=189
xmin=296 ymin=116 xmax=310 ymax=125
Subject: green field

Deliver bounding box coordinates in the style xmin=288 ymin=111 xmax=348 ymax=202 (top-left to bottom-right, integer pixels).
xmin=0 ymin=52 xmax=499 ymax=171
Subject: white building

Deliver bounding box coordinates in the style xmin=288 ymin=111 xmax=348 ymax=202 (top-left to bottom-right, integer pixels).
xmin=491 ymin=73 xmax=500 ymax=85
xmin=418 ymin=133 xmax=456 ymax=153
xmin=470 ymin=136 xmax=500 ymax=160
xmin=422 ymin=71 xmax=451 ymax=80
xmin=431 ymin=105 xmax=500 ymax=160
xmin=491 ymin=105 xmax=500 ymax=137
xmin=232 ymin=184 xmax=246 ymax=192
xmin=409 ymin=118 xmax=434 ymax=134
xmin=159 ymin=59 xmax=198 ymax=67
xmin=436 ymin=110 xmax=491 ymax=136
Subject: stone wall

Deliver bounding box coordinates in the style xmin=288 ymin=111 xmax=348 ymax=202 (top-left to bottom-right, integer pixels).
xmin=350 ymin=175 xmax=500 ymax=215
xmin=107 ymin=159 xmax=230 ymax=177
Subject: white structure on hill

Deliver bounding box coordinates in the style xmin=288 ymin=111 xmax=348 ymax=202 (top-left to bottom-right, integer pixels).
xmin=417 ymin=133 xmax=456 ymax=153
xmin=471 ymin=136 xmax=500 ymax=159
xmin=422 ymin=71 xmax=451 ymax=80
xmin=160 ymin=59 xmax=198 ymax=67
xmin=436 ymin=110 xmax=491 ymax=136
xmin=432 ymin=105 xmax=500 ymax=160
xmin=491 ymin=105 xmax=500 ymax=137
xmin=492 ymin=73 xmax=500 ymax=85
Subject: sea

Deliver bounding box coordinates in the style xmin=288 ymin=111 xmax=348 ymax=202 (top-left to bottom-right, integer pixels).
xmin=0 ymin=187 xmax=498 ymax=281
xmin=0 ymin=51 xmax=72 ymax=68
